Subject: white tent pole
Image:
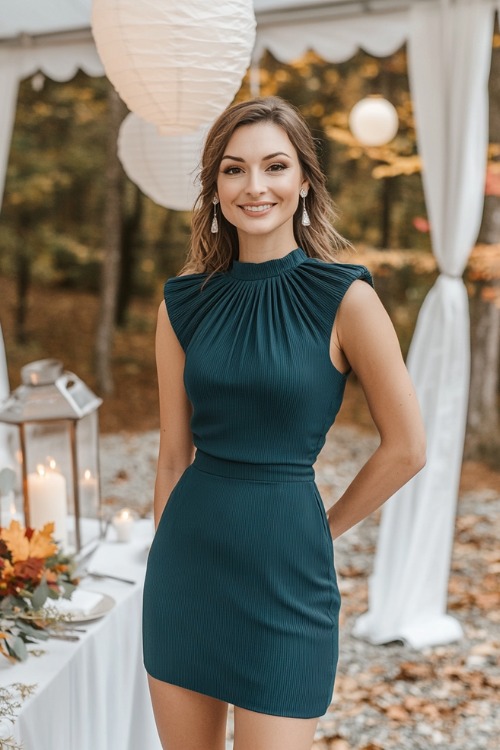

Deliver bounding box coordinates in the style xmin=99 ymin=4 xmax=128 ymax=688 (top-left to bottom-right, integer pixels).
xmin=353 ymin=0 xmax=494 ymax=649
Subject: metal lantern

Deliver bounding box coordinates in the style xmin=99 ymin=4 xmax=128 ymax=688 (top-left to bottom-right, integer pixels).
xmin=118 ymin=113 xmax=208 ymax=211
xmin=0 ymin=359 xmax=103 ymax=553
xmin=91 ymin=0 xmax=256 ymax=135
xmin=349 ymin=96 xmax=399 ymax=147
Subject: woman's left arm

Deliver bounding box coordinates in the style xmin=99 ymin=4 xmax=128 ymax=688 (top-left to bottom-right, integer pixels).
xmin=327 ymin=279 xmax=426 ymax=540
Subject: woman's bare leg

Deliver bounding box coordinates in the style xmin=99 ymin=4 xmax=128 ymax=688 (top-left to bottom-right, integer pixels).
xmin=233 ymin=705 xmax=319 ymax=750
xmin=148 ymin=676 xmax=229 ymax=750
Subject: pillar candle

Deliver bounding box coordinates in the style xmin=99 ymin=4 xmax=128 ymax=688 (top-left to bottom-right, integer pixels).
xmin=112 ymin=508 xmax=134 ymax=543
xmin=80 ymin=469 xmax=99 ymax=516
xmin=27 ymin=464 xmax=68 ymax=549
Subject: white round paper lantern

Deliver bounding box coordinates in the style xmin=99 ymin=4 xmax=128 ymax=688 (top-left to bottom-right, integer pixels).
xmin=118 ymin=113 xmax=208 ymax=211
xmin=349 ymin=97 xmax=399 ymax=147
xmin=91 ymin=0 xmax=256 ymax=135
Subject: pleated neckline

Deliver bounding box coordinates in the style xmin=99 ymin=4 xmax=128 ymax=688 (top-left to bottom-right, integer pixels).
xmin=229 ymin=247 xmax=307 ymax=280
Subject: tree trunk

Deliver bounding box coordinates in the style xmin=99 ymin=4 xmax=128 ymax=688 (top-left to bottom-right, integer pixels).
xmin=15 ymin=244 xmax=31 ymax=345
xmin=95 ymin=88 xmax=126 ymax=395
xmin=15 ymin=212 xmax=32 ymax=345
xmin=469 ymin=290 xmax=499 ymax=437
xmin=379 ymin=176 xmax=392 ymax=249
xmin=378 ymin=62 xmax=394 ymax=250
xmin=466 ymin=284 xmax=500 ymax=461
xmin=116 ymin=185 xmax=143 ymax=328
xmin=466 ymin=36 xmax=500 ymax=460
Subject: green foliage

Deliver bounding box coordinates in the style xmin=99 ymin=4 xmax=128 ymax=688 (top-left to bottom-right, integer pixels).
xmin=0 ymin=72 xmax=187 ymax=296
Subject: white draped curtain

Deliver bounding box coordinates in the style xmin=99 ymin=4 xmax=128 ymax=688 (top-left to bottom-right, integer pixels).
xmin=0 ymin=50 xmax=22 ymax=210
xmin=354 ymin=0 xmax=494 ymax=648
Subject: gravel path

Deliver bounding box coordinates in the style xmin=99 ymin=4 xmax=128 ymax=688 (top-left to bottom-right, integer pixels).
xmin=100 ymin=426 xmax=499 ymax=750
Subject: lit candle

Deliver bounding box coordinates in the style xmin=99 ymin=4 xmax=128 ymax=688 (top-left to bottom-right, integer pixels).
xmin=27 ymin=463 xmax=68 ymax=548
xmin=112 ymin=508 xmax=135 ymax=543
xmin=80 ymin=469 xmax=99 ymax=516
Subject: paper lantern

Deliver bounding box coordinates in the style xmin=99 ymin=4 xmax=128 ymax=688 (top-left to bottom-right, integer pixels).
xmin=118 ymin=113 xmax=208 ymax=211
xmin=91 ymin=0 xmax=256 ymax=135
xmin=349 ymin=96 xmax=399 ymax=147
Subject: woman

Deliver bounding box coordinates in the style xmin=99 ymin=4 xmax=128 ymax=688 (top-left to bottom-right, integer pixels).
xmin=142 ymin=96 xmax=426 ymax=750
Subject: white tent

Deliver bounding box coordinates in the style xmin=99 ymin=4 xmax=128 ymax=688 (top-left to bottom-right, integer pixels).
xmin=0 ymin=0 xmax=497 ymax=648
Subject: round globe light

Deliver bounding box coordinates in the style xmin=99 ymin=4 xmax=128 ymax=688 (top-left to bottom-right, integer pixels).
xmin=349 ymin=97 xmax=399 ymax=147
xmin=91 ymin=0 xmax=256 ymax=135
xmin=118 ymin=113 xmax=208 ymax=211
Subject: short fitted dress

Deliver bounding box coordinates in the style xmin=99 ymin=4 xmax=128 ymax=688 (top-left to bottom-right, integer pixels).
xmin=142 ymin=247 xmax=373 ymax=718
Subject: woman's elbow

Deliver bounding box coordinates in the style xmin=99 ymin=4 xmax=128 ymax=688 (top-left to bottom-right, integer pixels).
xmin=411 ymin=446 xmax=427 ymax=475
xmin=383 ymin=434 xmax=426 ymax=478
xmin=404 ymin=434 xmax=427 ymax=476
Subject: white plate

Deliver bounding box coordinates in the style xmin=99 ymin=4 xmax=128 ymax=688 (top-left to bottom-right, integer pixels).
xmin=65 ymin=592 xmax=115 ymax=624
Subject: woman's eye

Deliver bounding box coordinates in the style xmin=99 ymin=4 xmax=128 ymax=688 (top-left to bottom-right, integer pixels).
xmin=223 ymin=166 xmax=242 ymax=175
xmin=267 ymin=163 xmax=287 ymax=172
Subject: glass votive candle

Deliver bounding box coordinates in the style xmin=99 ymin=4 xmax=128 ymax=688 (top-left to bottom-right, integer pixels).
xmin=112 ymin=508 xmax=135 ymax=543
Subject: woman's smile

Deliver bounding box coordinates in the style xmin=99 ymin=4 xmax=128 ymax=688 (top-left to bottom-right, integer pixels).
xmin=238 ymin=202 xmax=276 ymax=215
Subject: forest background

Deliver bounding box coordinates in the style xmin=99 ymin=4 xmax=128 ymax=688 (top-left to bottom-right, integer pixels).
xmin=0 ymin=37 xmax=499 ymax=472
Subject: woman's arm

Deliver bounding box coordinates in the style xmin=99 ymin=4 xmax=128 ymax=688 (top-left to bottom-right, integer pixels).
xmin=153 ymin=300 xmax=195 ymax=529
xmin=327 ymin=279 xmax=426 ymax=540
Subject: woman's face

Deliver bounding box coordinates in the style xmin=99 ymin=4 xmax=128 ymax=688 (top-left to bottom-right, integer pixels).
xmin=216 ymin=122 xmax=308 ymax=249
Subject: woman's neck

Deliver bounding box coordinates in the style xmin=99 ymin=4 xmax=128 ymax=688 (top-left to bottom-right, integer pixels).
xmin=236 ymin=231 xmax=298 ymax=264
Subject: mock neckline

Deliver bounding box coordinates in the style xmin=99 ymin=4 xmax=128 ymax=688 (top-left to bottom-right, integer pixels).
xmin=229 ymin=247 xmax=307 ymax=280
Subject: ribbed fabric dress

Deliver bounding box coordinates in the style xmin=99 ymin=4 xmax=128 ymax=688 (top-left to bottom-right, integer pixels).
xmin=142 ymin=247 xmax=373 ymax=718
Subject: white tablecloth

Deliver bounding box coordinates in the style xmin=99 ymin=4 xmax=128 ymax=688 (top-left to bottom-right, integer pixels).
xmin=0 ymin=520 xmax=162 ymax=750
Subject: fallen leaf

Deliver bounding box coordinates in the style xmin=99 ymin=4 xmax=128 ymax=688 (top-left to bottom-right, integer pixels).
xmin=28 ymin=523 xmax=57 ymax=559
xmin=385 ymin=704 xmax=411 ymax=722
xmin=0 ymin=520 xmax=30 ymax=562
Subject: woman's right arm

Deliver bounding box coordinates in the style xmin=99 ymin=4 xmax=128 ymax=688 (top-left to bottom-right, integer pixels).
xmin=153 ymin=300 xmax=195 ymax=529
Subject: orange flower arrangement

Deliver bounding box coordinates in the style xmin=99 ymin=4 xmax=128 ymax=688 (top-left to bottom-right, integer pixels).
xmin=0 ymin=520 xmax=78 ymax=662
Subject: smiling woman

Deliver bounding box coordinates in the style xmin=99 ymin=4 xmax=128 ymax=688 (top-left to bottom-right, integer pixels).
xmin=142 ymin=96 xmax=426 ymax=750
xmin=216 ymin=123 xmax=307 ymax=257
xmin=186 ymin=96 xmax=351 ymax=278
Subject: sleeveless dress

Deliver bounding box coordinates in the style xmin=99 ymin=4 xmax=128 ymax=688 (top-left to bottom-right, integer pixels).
xmin=142 ymin=247 xmax=373 ymax=718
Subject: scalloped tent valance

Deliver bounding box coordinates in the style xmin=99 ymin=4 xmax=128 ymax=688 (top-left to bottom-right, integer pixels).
xmin=253 ymin=0 xmax=409 ymax=60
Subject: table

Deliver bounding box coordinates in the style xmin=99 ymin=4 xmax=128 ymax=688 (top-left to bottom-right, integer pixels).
xmin=0 ymin=520 xmax=162 ymax=750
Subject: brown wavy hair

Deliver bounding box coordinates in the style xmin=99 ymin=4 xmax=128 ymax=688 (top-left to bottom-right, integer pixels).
xmin=179 ymin=96 xmax=351 ymax=279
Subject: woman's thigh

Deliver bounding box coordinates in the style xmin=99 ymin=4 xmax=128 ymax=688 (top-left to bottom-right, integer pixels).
xmin=148 ymin=676 xmax=229 ymax=750
xmin=233 ymin=705 xmax=319 ymax=750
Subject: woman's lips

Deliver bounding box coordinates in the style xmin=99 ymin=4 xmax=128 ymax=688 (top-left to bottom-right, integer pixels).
xmin=239 ymin=203 xmax=274 ymax=215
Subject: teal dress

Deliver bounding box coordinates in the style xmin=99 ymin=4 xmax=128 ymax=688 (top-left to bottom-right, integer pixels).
xmin=143 ymin=247 xmax=373 ymax=718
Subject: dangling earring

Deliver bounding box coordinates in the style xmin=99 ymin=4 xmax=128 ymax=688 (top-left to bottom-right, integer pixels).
xmin=300 ymin=188 xmax=310 ymax=227
xmin=211 ymin=195 xmax=219 ymax=234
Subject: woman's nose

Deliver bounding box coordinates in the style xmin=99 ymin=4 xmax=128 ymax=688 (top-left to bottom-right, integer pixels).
xmin=244 ymin=169 xmax=266 ymax=196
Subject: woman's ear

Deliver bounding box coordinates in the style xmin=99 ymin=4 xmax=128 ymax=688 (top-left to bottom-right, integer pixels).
xmin=300 ymin=179 xmax=310 ymax=196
